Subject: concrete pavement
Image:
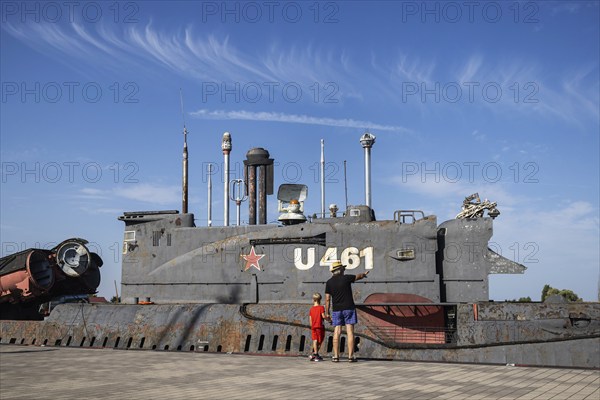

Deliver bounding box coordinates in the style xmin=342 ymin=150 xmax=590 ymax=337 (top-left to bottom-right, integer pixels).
xmin=0 ymin=344 xmax=598 ymax=399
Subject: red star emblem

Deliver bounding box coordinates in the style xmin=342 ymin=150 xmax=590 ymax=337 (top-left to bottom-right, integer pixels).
xmin=242 ymin=246 xmax=265 ymax=271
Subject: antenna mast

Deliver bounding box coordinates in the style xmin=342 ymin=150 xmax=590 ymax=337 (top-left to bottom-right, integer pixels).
xmin=180 ymin=89 xmax=189 ymax=214
xmin=344 ymin=160 xmax=348 ymax=211
xmin=207 ymin=163 xmax=213 ymax=226
xmin=320 ymin=139 xmax=325 ymax=218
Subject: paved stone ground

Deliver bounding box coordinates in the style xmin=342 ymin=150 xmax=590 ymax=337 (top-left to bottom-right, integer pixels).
xmin=0 ymin=344 xmax=598 ymax=399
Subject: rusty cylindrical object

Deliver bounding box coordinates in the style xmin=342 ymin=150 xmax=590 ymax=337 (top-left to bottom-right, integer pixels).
xmin=0 ymin=250 xmax=54 ymax=302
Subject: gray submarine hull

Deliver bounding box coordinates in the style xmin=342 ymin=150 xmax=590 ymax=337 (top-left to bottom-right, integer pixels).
xmin=1 ymin=210 xmax=598 ymax=368
xmin=1 ymin=301 xmax=598 ymax=368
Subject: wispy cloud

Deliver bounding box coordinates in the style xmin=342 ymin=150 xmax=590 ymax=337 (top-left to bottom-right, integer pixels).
xmin=190 ymin=109 xmax=411 ymax=133
xmin=3 ymin=20 xmax=598 ymax=124
xmin=450 ymin=56 xmax=599 ymax=124
xmin=393 ymin=54 xmax=436 ymax=84
xmin=457 ymin=55 xmax=483 ymax=83
xmin=113 ymin=184 xmax=180 ymax=205
xmin=77 ymin=188 xmax=110 ymax=200
xmin=77 ymin=206 xmax=126 ymax=215
xmin=3 ymin=20 xmax=361 ymax=102
xmin=392 ymin=176 xmax=520 ymax=209
xmin=76 ymin=184 xmax=179 ymax=206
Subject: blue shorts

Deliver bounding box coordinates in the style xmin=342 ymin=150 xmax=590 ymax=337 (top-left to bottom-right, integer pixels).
xmin=332 ymin=309 xmax=357 ymax=326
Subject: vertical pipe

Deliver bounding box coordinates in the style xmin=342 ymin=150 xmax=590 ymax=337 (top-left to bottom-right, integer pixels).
xmin=224 ymin=152 xmax=230 ymax=226
xmin=182 ymin=128 xmax=188 ymax=214
xmin=344 ymin=160 xmax=348 ymax=211
xmin=359 ymin=132 xmax=376 ymax=208
xmin=180 ymin=89 xmax=189 ymax=215
xmin=320 ymin=139 xmax=325 ymax=218
xmin=259 ymin=165 xmax=266 ymax=224
xmin=222 ymin=132 xmax=232 ymax=226
xmin=248 ymin=166 xmax=257 ymax=225
xmin=365 ymin=146 xmax=371 ymax=207
xmin=207 ymin=163 xmax=213 ymax=227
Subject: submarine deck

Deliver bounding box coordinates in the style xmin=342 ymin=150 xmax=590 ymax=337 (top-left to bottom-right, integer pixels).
xmin=1 ymin=344 xmax=598 ymax=399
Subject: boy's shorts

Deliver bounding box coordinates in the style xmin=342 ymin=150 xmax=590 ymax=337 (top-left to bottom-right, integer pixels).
xmin=332 ymin=309 xmax=357 ymax=326
xmin=312 ymin=327 xmax=325 ymax=342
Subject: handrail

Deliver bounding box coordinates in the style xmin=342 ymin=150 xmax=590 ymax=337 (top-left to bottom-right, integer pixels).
xmin=393 ymin=210 xmax=425 ymax=223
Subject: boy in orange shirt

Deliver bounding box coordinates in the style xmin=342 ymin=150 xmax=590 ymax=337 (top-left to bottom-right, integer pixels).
xmin=309 ymin=292 xmax=327 ymax=361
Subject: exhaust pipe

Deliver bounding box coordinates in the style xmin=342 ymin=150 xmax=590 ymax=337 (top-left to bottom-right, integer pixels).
xmin=207 ymin=163 xmax=213 ymax=226
xmin=360 ymin=132 xmax=376 ymax=208
xmin=222 ymin=132 xmax=232 ymax=226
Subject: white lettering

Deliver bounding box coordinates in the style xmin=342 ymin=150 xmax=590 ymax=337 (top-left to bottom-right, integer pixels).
xmin=290 ymin=246 xmax=374 ymax=271
xmin=294 ymin=247 xmax=315 ymax=270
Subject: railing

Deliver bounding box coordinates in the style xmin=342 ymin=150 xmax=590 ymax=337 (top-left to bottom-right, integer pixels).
xmin=393 ymin=210 xmax=425 ymax=224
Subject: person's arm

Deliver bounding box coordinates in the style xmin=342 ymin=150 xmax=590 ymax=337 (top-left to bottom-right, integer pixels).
xmin=325 ymin=294 xmax=331 ymax=317
xmin=309 ymin=313 xmax=313 ymax=327
xmin=354 ymin=271 xmax=370 ymax=281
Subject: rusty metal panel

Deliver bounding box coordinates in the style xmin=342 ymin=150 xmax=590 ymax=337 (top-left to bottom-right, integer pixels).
xmin=2 ymin=303 xmax=598 ymax=368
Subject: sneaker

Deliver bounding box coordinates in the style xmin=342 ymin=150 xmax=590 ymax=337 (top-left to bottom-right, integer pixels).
xmin=348 ymin=357 xmax=357 ymax=363
xmin=316 ymin=354 xmax=324 ymax=361
xmin=308 ymin=354 xmax=316 ymax=361
xmin=313 ymin=357 xmax=322 ymax=362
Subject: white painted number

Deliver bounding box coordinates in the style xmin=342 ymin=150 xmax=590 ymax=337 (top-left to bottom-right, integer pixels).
xmin=319 ymin=247 xmax=338 ymax=268
xmin=293 ymin=246 xmax=373 ymax=270
xmin=360 ymin=246 xmax=374 ymax=270
xmin=341 ymin=247 xmax=360 ymax=269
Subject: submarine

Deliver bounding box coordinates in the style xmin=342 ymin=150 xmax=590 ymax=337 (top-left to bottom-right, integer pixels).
xmin=1 ymin=131 xmax=598 ymax=368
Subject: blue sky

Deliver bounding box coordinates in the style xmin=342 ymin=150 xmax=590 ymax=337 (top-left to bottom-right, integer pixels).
xmin=1 ymin=1 xmax=598 ymax=301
